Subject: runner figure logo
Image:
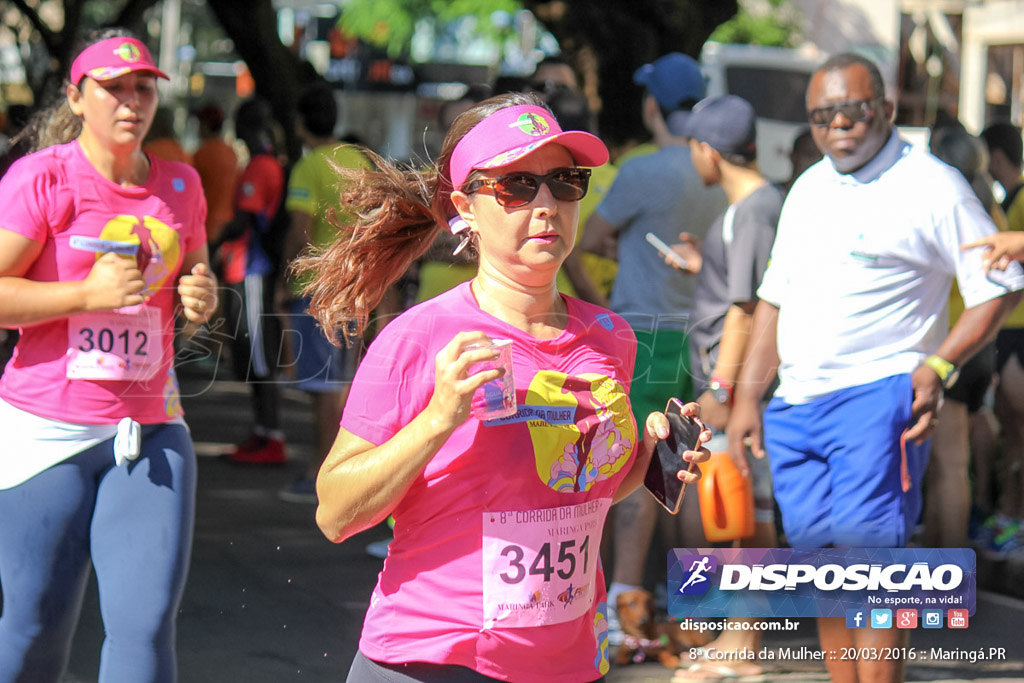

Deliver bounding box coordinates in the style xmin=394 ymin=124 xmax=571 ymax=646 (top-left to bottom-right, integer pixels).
xmin=678 ymin=555 xmax=717 ymax=596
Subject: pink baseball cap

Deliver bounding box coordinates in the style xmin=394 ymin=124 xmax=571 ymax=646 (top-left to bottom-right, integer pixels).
xmin=449 ymin=104 xmax=608 ymax=189
xmin=70 ymin=37 xmax=169 ymax=85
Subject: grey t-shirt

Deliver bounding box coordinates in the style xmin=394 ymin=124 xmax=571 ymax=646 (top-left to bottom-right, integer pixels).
xmin=689 ymin=182 xmax=783 ymax=389
xmin=597 ymin=145 xmax=726 ymax=331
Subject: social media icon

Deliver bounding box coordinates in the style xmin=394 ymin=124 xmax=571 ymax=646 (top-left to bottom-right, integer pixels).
xmin=870 ymin=609 xmax=892 ymax=629
xmin=846 ymin=609 xmax=866 ymax=629
xmin=896 ymin=609 xmax=918 ymax=629
xmin=922 ymin=609 xmax=943 ymax=628
xmin=948 ymin=609 xmax=969 ymax=629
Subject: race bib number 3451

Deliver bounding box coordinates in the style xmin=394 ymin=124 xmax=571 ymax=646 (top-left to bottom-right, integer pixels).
xmin=482 ymin=499 xmax=610 ymax=629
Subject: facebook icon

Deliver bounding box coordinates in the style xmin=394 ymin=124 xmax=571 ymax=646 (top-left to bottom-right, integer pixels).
xmin=845 ymin=608 xmax=866 ymax=629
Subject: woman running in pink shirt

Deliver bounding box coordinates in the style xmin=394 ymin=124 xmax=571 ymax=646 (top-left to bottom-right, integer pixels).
xmin=296 ymin=92 xmax=711 ymax=682
xmin=0 ymin=29 xmax=215 ymax=683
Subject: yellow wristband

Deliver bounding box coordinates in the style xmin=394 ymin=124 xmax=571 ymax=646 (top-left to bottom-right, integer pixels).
xmin=924 ymin=354 xmax=958 ymax=388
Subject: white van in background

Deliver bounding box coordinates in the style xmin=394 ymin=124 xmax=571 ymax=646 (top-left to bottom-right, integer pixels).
xmin=700 ymin=41 xmax=822 ymax=183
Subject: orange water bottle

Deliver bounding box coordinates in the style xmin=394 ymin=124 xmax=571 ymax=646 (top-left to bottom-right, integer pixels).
xmin=697 ymin=451 xmax=755 ymax=542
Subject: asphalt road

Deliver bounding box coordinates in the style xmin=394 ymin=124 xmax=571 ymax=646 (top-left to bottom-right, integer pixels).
xmin=59 ymin=372 xmax=1024 ymax=682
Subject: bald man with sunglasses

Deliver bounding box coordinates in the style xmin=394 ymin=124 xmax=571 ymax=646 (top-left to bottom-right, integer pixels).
xmin=727 ymin=53 xmax=1024 ymax=683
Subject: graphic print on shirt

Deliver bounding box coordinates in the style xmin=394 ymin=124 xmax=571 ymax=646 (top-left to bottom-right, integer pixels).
xmin=65 ymin=215 xmax=180 ymax=382
xmin=522 ymin=370 xmax=635 ymax=492
xmin=594 ymin=602 xmax=611 ymax=676
xmin=97 ymin=214 xmax=181 ymax=295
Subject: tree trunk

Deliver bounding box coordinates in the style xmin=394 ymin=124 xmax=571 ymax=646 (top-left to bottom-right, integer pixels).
xmin=205 ymin=0 xmax=318 ymax=162
xmin=527 ymin=0 xmax=738 ymax=148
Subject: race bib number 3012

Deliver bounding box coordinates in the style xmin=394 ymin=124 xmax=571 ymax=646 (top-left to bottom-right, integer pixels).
xmin=66 ymin=306 xmax=163 ymax=381
xmin=482 ymin=498 xmax=610 ymax=629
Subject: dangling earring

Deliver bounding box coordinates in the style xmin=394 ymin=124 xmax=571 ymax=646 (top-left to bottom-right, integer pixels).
xmin=448 ymin=216 xmax=472 ymax=256
xmin=453 ymin=233 xmax=473 ymax=256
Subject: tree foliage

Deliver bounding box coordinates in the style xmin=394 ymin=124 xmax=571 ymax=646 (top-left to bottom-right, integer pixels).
xmin=339 ymin=0 xmax=739 ymax=145
xmin=708 ymin=0 xmax=802 ymax=48
xmin=1 ymin=0 xmax=159 ymax=106
xmin=205 ymin=0 xmax=312 ymax=161
xmin=524 ymin=0 xmax=737 ymax=145
xmin=3 ymin=0 xmax=745 ymax=157
xmin=340 ymin=0 xmax=521 ymax=58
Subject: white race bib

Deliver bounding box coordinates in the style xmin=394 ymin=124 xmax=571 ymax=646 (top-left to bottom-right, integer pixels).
xmin=482 ymin=498 xmax=610 ymax=629
xmin=66 ymin=305 xmax=163 ymax=381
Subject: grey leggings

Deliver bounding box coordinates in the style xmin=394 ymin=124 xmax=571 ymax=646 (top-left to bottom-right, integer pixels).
xmin=0 ymin=423 xmax=196 ymax=683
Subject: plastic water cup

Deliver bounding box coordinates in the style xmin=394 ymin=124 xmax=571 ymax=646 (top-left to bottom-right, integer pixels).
xmin=467 ymin=338 xmax=516 ymax=421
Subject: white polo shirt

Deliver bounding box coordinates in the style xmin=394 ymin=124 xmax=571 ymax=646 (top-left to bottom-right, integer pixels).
xmin=758 ymin=132 xmax=1024 ymax=404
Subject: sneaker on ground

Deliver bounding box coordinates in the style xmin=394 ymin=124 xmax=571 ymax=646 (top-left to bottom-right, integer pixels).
xmin=278 ymin=476 xmax=317 ymax=504
xmin=224 ymin=435 xmax=287 ymax=465
xmin=972 ymin=513 xmax=1011 ymax=549
xmin=987 ymin=520 xmax=1023 ymax=558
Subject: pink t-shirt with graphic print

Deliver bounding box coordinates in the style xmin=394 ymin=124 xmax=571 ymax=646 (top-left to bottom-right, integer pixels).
xmin=343 ymin=282 xmax=638 ymax=683
xmin=0 ymin=141 xmax=206 ymax=424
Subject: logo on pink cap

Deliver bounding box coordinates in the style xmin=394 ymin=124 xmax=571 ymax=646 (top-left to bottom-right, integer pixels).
xmin=70 ymin=37 xmax=169 ymax=85
xmin=509 ymin=112 xmax=550 ymax=137
xmin=112 ymin=42 xmax=142 ymax=63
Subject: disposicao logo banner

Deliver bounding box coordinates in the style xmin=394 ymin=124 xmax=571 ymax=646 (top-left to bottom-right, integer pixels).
xmin=668 ymin=548 xmax=975 ymax=619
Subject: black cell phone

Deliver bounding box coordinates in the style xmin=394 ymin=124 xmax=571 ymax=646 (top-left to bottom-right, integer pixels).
xmin=643 ymin=398 xmax=703 ymax=514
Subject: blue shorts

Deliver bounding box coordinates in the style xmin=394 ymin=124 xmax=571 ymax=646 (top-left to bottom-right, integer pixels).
xmin=284 ymin=298 xmax=358 ymax=393
xmin=763 ymin=374 xmax=929 ymax=548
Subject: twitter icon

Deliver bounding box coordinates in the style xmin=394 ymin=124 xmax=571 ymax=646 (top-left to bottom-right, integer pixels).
xmin=871 ymin=609 xmax=892 ymax=628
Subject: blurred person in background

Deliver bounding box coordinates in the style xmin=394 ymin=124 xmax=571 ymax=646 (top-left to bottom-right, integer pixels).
xmin=922 ymin=124 xmax=1002 ymax=549
xmin=143 ymin=107 xmax=192 ymax=165
xmin=575 ymin=53 xmax=726 ymax=644
xmin=192 ymin=103 xmax=238 ymax=246
xmin=970 ymin=121 xmax=1024 ymax=554
xmin=278 ymin=83 xmax=372 ymax=503
xmin=783 ymin=126 xmax=822 ymax=194
xmin=214 ymin=98 xmax=288 ymax=465
xmin=669 ymin=94 xmax=783 ymax=682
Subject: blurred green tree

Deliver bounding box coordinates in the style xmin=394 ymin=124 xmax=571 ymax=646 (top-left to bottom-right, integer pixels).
xmin=4 ymin=0 xmax=748 ymax=154
xmin=709 ymin=0 xmax=803 ymax=47
xmin=337 ymin=0 xmax=738 ymax=145
xmin=1 ymin=0 xmax=159 ymax=107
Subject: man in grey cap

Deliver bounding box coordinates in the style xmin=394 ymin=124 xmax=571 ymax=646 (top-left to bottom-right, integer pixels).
xmin=664 ymin=95 xmax=782 ymax=678
xmin=569 ymin=52 xmax=726 ymax=642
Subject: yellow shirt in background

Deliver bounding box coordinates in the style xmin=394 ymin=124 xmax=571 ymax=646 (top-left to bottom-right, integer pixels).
xmin=286 ymin=143 xmax=372 ymax=296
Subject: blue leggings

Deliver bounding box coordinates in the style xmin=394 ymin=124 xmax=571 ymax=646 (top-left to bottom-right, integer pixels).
xmin=0 ymin=423 xmax=196 ymax=683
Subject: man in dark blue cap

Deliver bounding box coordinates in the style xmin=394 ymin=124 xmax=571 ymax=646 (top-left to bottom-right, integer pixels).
xmin=570 ymin=52 xmax=727 ymax=644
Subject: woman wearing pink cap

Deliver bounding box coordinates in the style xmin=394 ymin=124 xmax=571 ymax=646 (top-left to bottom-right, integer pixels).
xmin=297 ymin=92 xmax=710 ymax=682
xmin=0 ymin=29 xmax=215 ymax=682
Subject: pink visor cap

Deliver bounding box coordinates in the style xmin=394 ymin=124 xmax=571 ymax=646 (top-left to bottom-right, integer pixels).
xmin=71 ymin=37 xmax=169 ymax=85
xmin=449 ymin=104 xmax=608 ymax=189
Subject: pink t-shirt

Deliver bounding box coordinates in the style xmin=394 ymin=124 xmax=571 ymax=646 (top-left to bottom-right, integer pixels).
xmin=343 ymin=282 xmax=638 ymax=682
xmin=0 ymin=141 xmax=206 ymax=424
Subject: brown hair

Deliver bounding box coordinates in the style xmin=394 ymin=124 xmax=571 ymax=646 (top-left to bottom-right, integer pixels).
xmin=292 ymin=91 xmax=548 ymax=345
